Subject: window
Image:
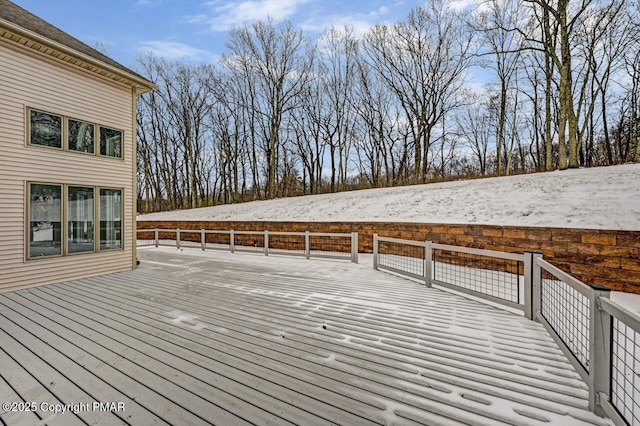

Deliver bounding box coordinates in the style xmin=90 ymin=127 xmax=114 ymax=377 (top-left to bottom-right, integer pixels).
xmin=27 ymin=107 xmax=124 ymax=159
xmin=29 ymin=110 xmax=62 ymax=148
xmin=27 ymin=183 xmax=124 ymax=259
xmin=100 ymin=188 xmax=122 ymax=250
xmin=29 ymin=183 xmax=62 ymax=258
xmin=100 ymin=127 xmax=122 ymax=158
xmin=68 ymin=119 xmax=95 ymax=153
xmin=68 ymin=187 xmax=94 ymax=253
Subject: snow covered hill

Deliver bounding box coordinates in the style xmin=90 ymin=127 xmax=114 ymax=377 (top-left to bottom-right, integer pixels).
xmin=139 ymin=163 xmax=640 ymax=230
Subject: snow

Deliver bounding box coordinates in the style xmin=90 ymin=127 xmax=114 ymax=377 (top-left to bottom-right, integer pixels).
xmin=134 ymin=246 xmax=613 ymax=425
xmin=308 ymin=293 xmax=402 ymax=311
xmin=610 ymin=291 xmax=640 ymax=315
xmin=135 ymin=161 xmax=640 ymax=425
xmin=139 ymin=164 xmax=640 ymax=230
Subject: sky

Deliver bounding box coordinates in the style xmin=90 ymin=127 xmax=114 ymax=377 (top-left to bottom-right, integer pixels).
xmin=11 ymin=0 xmax=446 ymax=69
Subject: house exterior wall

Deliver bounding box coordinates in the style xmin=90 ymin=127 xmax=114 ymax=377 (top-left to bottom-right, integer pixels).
xmin=0 ymin=37 xmax=136 ymax=292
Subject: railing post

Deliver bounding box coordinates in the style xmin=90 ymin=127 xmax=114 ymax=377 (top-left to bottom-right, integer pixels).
xmin=523 ymin=251 xmax=539 ymax=320
xmin=305 ymin=231 xmax=310 ymax=259
xmin=531 ymin=252 xmax=543 ymax=321
xmin=523 ymin=252 xmax=532 ymax=319
xmin=264 ymin=230 xmax=269 ymax=256
xmin=589 ymin=284 xmax=612 ymax=417
xmin=351 ymin=232 xmax=358 ymax=264
xmin=176 ymin=228 xmax=181 ymax=249
xmin=230 ymin=230 xmax=235 ymax=253
xmin=424 ymin=240 xmax=432 ymax=288
xmin=373 ymin=234 xmax=379 ymax=270
xmin=154 ymin=228 xmax=159 ymax=247
xmin=201 ymin=229 xmax=206 ymax=251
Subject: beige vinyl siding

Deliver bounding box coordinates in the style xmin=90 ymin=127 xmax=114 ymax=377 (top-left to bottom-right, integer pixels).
xmin=0 ymin=37 xmax=136 ymax=292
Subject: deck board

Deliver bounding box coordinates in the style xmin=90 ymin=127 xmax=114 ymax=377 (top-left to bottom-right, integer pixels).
xmin=0 ymin=328 xmax=96 ymax=426
xmin=0 ymin=247 xmax=614 ymax=425
xmin=74 ymin=270 xmax=587 ymax=404
xmin=0 ymin=294 xmax=224 ymax=426
xmin=72 ymin=275 xmax=589 ymax=412
xmin=15 ymin=288 xmax=350 ymax=426
xmin=0 ymin=373 xmax=42 ymax=426
xmin=34 ymin=284 xmax=386 ymax=425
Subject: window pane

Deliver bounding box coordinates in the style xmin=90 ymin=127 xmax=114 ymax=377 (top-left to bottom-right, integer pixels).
xmin=30 ymin=110 xmax=62 ymax=148
xmin=29 ymin=184 xmax=62 ymax=257
xmin=68 ymin=119 xmax=94 ymax=153
xmin=100 ymin=189 xmax=122 ymax=250
xmin=100 ymin=127 xmax=122 ymax=158
xmin=68 ymin=187 xmax=94 ymax=253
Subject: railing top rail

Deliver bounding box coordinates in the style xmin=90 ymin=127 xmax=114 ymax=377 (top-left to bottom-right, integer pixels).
xmin=260 ymin=231 xmax=353 ymax=237
xmin=308 ymin=232 xmax=352 ymax=238
xmin=600 ymin=298 xmax=640 ymax=333
xmin=536 ymin=257 xmax=592 ymax=297
xmin=265 ymin=231 xmax=304 ymax=236
xmin=375 ymin=237 xmax=525 ymax=262
xmin=432 ymin=243 xmax=524 ymax=262
xmin=376 ymin=235 xmax=427 ymax=247
xmin=231 ymin=230 xmax=349 ymax=237
xmin=232 ymin=230 xmax=267 ymax=235
xmin=137 ymin=228 xmax=354 ymax=238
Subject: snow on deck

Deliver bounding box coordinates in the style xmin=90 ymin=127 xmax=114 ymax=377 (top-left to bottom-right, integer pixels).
xmin=0 ymin=247 xmax=613 ymax=425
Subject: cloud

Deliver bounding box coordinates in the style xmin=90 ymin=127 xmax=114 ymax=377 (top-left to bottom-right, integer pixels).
xmin=448 ymin=0 xmax=478 ymax=12
xmin=137 ymin=41 xmax=214 ymax=60
xmin=190 ymin=0 xmax=311 ymax=32
xmin=299 ymin=7 xmax=390 ymax=36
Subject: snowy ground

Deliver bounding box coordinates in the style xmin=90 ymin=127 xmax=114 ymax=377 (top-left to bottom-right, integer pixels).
xmin=139 ymin=164 xmax=640 ymax=230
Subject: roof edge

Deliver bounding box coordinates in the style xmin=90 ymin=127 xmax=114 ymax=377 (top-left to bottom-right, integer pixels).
xmin=0 ymin=17 xmax=156 ymax=94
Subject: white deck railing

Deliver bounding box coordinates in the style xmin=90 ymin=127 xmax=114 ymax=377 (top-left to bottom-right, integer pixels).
xmin=372 ymin=233 xmax=640 ymax=426
xmin=137 ymin=228 xmax=358 ymax=263
xmin=373 ymin=234 xmax=530 ymax=314
xmin=139 ymin=228 xmax=637 ymax=424
xmin=535 ymin=257 xmax=639 ymax=425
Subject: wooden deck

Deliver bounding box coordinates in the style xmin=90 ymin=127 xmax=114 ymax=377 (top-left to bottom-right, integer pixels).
xmin=0 ymin=247 xmax=612 ymax=425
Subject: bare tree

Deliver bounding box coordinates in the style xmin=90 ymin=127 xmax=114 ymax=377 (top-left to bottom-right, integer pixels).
xmin=523 ymin=0 xmax=600 ymax=168
xmin=362 ymin=0 xmax=474 ymax=183
xmin=292 ymin=67 xmax=326 ymax=194
xmin=316 ymin=26 xmax=359 ymax=192
xmin=628 ymin=21 xmax=640 ymax=160
xmin=352 ymin=56 xmax=407 ymax=186
xmin=135 ymin=54 xmax=217 ymax=211
xmin=456 ymin=91 xmax=494 ymax=175
xmin=222 ymin=19 xmax=311 ymax=198
xmin=474 ymin=0 xmax=526 ymax=174
xmin=134 ymin=1 xmax=639 ymax=213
